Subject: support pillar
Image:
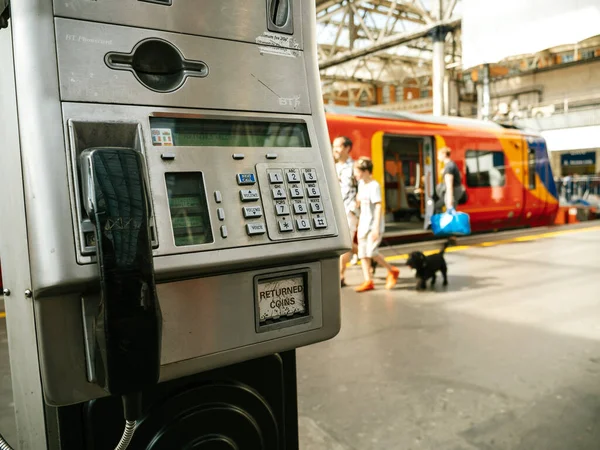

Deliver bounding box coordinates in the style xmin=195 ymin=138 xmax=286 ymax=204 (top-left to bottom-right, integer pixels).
xmin=430 ymin=26 xmax=450 ymax=116
xmin=480 ymin=63 xmax=491 ymax=120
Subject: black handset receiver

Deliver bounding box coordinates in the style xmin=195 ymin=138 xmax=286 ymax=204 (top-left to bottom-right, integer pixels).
xmin=80 ymin=147 xmax=162 ymax=396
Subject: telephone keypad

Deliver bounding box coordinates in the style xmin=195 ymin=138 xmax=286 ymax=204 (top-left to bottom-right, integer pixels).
xmin=310 ymin=202 xmax=323 ymax=213
xmin=278 ymin=219 xmax=294 ymax=232
xmin=313 ymin=217 xmax=327 ymax=229
xmin=296 ymin=218 xmax=311 ymax=231
xmin=293 ymin=203 xmax=308 ymax=215
xmin=257 ymin=164 xmax=332 ymax=239
xmin=306 ymin=185 xmax=320 ymax=198
xmin=272 ymin=188 xmax=286 ymax=200
xmin=275 ymin=203 xmax=290 ymax=216
xmin=286 ymin=170 xmax=301 ymax=183
xmin=290 ymin=186 xmax=303 ymax=199
xmin=268 ymin=171 xmax=284 ymax=184
xmin=303 ymin=169 xmax=317 ymax=182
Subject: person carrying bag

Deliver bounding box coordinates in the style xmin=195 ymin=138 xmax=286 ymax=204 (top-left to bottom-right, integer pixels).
xmin=432 ymin=146 xmax=471 ymax=237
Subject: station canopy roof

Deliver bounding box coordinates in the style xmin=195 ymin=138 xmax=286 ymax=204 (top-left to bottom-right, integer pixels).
xmin=316 ymin=0 xmax=463 ymax=89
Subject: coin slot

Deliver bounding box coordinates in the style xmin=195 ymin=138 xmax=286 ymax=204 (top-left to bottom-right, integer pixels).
xmin=105 ymin=39 xmax=208 ymax=93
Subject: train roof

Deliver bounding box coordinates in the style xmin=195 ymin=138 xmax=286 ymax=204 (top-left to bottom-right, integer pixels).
xmin=324 ymin=105 xmax=542 ymax=137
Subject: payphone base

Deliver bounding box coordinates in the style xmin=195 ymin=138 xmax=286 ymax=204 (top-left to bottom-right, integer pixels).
xmin=54 ymin=351 xmax=299 ymax=450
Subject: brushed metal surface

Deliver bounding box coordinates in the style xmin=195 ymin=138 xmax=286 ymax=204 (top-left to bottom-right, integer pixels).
xmin=61 ymin=103 xmax=346 ymax=286
xmin=55 ymin=18 xmax=310 ymax=114
xmin=54 ymin=0 xmax=304 ymax=49
xmin=2 ymin=0 xmax=348 ymax=411
xmin=34 ymin=259 xmax=341 ymax=406
xmin=0 ymin=18 xmax=50 ymax=450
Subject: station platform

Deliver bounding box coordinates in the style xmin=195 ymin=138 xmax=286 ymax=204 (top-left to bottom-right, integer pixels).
xmin=297 ymin=224 xmax=600 ymax=450
xmin=1 ymin=224 xmax=600 ymax=449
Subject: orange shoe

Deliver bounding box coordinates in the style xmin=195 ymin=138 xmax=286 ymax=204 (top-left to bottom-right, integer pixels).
xmin=355 ymin=280 xmax=375 ymax=293
xmin=385 ymin=267 xmax=400 ymax=290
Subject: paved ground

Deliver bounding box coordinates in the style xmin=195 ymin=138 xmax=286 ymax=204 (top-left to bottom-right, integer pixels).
xmin=1 ymin=226 xmax=600 ymax=449
xmin=297 ymin=227 xmax=600 ymax=450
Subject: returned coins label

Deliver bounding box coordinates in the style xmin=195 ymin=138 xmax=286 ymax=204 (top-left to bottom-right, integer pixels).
xmin=257 ymin=275 xmax=306 ymax=322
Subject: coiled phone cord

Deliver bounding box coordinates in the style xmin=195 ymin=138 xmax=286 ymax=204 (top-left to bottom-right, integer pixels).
xmin=114 ymin=420 xmax=137 ymax=450
xmin=0 ymin=432 xmax=14 ymax=450
xmin=0 ymin=396 xmax=141 ymax=450
xmin=113 ymin=391 xmax=144 ymax=450
xmin=0 ymin=421 xmax=136 ymax=450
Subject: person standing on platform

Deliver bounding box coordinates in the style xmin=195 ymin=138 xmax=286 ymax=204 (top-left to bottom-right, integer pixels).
xmin=434 ymin=146 xmax=465 ymax=245
xmin=434 ymin=146 xmax=464 ymax=215
xmin=353 ymin=157 xmax=400 ymax=293
xmin=333 ymin=136 xmax=358 ymax=287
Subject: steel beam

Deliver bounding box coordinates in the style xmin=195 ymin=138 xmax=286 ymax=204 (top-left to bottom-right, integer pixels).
xmin=319 ymin=17 xmax=460 ymax=70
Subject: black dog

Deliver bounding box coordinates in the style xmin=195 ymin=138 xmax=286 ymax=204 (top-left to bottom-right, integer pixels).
xmin=406 ymin=241 xmax=450 ymax=290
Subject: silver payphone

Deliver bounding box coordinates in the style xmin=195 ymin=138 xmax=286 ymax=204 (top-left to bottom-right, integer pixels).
xmin=0 ymin=0 xmax=350 ymax=448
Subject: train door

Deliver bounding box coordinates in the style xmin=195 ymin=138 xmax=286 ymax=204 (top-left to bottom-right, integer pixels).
xmin=379 ymin=134 xmax=435 ymax=234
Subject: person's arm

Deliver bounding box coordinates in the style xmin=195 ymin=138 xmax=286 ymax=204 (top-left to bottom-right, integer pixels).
xmin=371 ymin=202 xmax=382 ymax=241
xmin=444 ymin=172 xmax=454 ymax=210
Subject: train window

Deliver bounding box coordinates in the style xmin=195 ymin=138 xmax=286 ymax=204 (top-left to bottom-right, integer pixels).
xmin=528 ymin=148 xmax=537 ymax=190
xmin=465 ymin=150 xmax=506 ymax=188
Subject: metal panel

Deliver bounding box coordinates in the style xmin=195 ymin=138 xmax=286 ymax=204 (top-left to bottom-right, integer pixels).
xmin=53 ymin=0 xmax=304 ymax=50
xmin=51 ymin=103 xmax=348 ymax=295
xmin=35 ymin=259 xmax=340 ymax=406
xmin=55 ymin=18 xmax=310 ymax=114
xmin=0 ymin=21 xmax=49 ymax=450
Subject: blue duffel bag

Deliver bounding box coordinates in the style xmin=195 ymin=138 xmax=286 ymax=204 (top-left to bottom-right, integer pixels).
xmin=430 ymin=209 xmax=471 ymax=237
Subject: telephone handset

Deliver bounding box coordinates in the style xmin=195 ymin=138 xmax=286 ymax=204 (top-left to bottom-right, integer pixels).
xmin=80 ymin=147 xmax=162 ymax=396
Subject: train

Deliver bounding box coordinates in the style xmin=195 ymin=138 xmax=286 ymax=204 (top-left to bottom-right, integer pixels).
xmin=324 ymin=106 xmax=559 ymax=237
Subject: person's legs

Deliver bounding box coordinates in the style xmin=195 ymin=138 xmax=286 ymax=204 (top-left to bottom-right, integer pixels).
xmin=355 ymin=236 xmax=375 ymax=292
xmin=340 ymin=251 xmax=351 ymax=286
xmin=371 ymin=254 xmax=400 ymax=289
xmin=361 ymin=257 xmax=372 ymax=282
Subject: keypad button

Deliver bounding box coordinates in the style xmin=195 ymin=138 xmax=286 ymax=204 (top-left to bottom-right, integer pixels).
xmin=286 ymin=171 xmax=301 ymax=183
xmin=278 ymin=219 xmax=294 ymax=232
xmin=272 ymin=188 xmax=287 ymax=200
xmin=296 ymin=218 xmax=311 ymax=231
xmin=214 ymin=191 xmax=223 ymax=203
xmin=310 ymin=202 xmax=324 ymax=213
xmin=313 ymin=217 xmax=328 ymax=229
xmin=303 ymin=169 xmax=317 ymax=182
xmin=275 ymin=204 xmax=290 ymax=216
xmin=243 ymin=206 xmax=263 ymax=218
xmin=246 ymin=223 xmax=266 ymax=235
xmin=268 ymin=171 xmax=284 ymax=184
xmin=232 ymin=154 xmax=245 ymax=160
xmin=306 ymin=186 xmax=321 ymax=198
xmin=217 ymin=208 xmax=225 ymax=221
xmin=220 ymin=225 xmax=228 ymax=238
xmin=293 ymin=203 xmax=308 ymax=214
xmin=289 ymin=187 xmax=303 ymax=199
xmin=236 ymin=173 xmax=256 ymax=185
xmin=240 ymin=190 xmax=260 ymax=202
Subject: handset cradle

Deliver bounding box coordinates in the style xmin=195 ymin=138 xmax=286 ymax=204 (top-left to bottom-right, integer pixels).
xmin=80 ymin=147 xmax=162 ymax=396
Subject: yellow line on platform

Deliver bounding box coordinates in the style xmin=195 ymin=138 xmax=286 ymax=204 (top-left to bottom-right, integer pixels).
xmin=379 ymin=225 xmax=600 ymax=264
xmin=0 ymin=312 xmax=5 ymax=319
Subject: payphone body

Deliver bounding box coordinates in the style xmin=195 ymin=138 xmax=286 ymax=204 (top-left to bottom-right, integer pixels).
xmin=0 ymin=0 xmax=349 ymax=448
